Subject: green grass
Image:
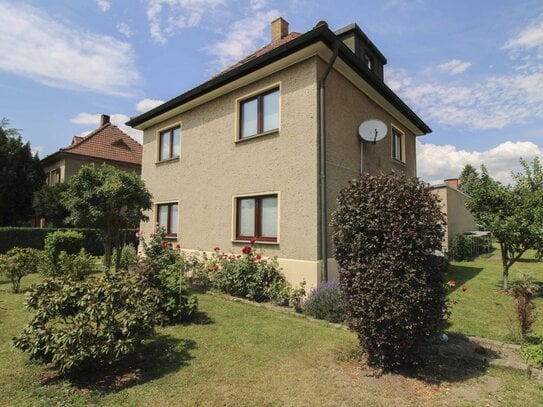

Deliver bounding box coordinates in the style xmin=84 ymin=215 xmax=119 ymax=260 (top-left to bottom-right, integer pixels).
xmin=1 ymin=271 xmax=543 ymax=406
xmin=446 ymin=247 xmax=543 ymax=342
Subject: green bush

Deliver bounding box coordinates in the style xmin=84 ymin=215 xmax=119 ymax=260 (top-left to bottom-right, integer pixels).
xmin=56 ymin=249 xmax=96 ymax=279
xmin=140 ymin=228 xmax=199 ymax=323
xmin=211 ymin=245 xmax=287 ymax=302
xmin=0 ymin=227 xmax=138 ymax=255
xmin=111 ymin=244 xmax=139 ymax=270
xmin=302 ymin=281 xmax=345 ymax=323
xmin=0 ymin=247 xmax=42 ymax=292
xmin=332 ymin=172 xmax=448 ymax=368
xmin=42 ymin=230 xmax=84 ymax=275
xmin=13 ymin=270 xmax=161 ymax=374
xmin=449 ymin=234 xmax=473 ymax=261
xmin=520 ymin=339 xmax=543 ymax=368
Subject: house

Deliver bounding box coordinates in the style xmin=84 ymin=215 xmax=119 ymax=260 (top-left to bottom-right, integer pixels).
xmin=430 ymin=178 xmax=479 ymax=252
xmin=41 ymin=114 xmax=142 ymax=186
xmin=126 ymin=18 xmax=431 ymax=288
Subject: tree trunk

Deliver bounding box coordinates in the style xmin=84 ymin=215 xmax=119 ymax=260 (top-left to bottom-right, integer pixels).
xmin=502 ymin=265 xmax=509 ymax=291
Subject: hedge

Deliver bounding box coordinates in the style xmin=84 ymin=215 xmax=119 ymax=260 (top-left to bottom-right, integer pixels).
xmin=0 ymin=228 xmax=138 ymax=255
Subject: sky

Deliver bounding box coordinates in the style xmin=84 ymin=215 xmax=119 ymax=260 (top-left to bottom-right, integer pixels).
xmin=1 ymin=0 xmax=543 ymax=185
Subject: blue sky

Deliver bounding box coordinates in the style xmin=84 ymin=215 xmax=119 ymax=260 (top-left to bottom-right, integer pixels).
xmin=1 ymin=0 xmax=543 ymax=184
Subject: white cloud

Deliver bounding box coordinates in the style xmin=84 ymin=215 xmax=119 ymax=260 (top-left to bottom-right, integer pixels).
xmin=136 ymin=98 xmax=165 ymax=112
xmin=250 ymin=0 xmax=267 ymax=10
xmin=438 ymin=59 xmax=471 ymax=75
xmin=0 ymin=3 xmax=140 ymax=96
xmin=503 ymin=17 xmax=543 ymax=50
xmin=145 ymin=0 xmax=224 ymax=44
xmin=71 ymin=113 xmax=143 ymax=143
xmin=95 ymin=0 xmax=111 ymax=12
xmin=386 ymin=16 xmax=543 ymax=131
xmin=117 ymin=22 xmax=133 ymax=38
xmin=206 ymin=9 xmax=281 ymax=69
xmin=417 ymin=140 xmax=543 ymax=185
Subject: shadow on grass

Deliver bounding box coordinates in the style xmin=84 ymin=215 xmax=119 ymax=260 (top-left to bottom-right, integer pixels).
xmin=390 ymin=333 xmax=498 ymax=384
xmin=446 ymin=264 xmax=484 ymax=294
xmin=42 ymin=334 xmax=196 ymax=393
xmin=184 ymin=310 xmax=214 ymax=325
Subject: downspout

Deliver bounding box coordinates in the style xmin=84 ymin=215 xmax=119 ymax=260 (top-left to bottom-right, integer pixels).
xmin=319 ymin=41 xmax=339 ymax=282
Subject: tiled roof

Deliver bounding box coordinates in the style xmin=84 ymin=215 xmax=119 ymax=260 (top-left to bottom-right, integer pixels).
xmin=216 ymin=32 xmax=302 ymax=77
xmin=61 ymin=123 xmax=142 ymax=166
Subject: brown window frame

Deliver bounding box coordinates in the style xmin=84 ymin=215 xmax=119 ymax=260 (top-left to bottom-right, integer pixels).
xmin=235 ymin=194 xmax=278 ymax=242
xmin=159 ymin=126 xmax=180 ymax=161
xmin=239 ymin=88 xmax=279 ymax=139
xmin=157 ymin=203 xmax=178 ymax=238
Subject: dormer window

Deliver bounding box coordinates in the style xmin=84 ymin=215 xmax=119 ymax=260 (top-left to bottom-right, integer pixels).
xmin=363 ymin=54 xmax=373 ymax=70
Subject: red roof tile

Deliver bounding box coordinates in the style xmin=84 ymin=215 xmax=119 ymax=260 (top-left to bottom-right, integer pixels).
xmin=216 ymin=32 xmax=302 ymax=77
xmin=61 ymin=123 xmax=142 ymax=166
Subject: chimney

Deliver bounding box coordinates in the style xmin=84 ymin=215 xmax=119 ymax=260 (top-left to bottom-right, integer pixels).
xmin=444 ymin=178 xmax=459 ymax=189
xmin=100 ymin=114 xmax=110 ymax=126
xmin=271 ymin=17 xmax=289 ymax=42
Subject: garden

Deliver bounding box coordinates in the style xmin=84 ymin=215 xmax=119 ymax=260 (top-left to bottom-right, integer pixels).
xmin=1 ymin=164 xmax=543 ymax=405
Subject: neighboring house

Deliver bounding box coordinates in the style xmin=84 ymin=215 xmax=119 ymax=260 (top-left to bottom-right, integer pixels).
xmin=126 ymin=18 xmax=431 ymax=288
xmin=430 ymin=178 xmax=478 ymax=252
xmin=42 ymin=114 xmax=142 ymax=186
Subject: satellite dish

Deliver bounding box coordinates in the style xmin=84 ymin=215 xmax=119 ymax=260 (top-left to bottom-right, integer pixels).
xmin=358 ymin=119 xmax=388 ymax=143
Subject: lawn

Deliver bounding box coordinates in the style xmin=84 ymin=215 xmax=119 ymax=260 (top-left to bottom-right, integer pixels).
xmin=1 ymin=269 xmax=543 ymax=406
xmin=446 ymin=247 xmax=543 ymax=342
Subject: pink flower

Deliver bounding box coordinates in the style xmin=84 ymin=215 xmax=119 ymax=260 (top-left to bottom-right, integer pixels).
xmin=250 ymin=237 xmax=257 ymax=244
xmin=214 ymin=246 xmax=220 ymax=251
xmin=448 ymin=280 xmax=457 ymax=287
xmin=213 ymin=264 xmax=219 ymax=272
xmin=242 ymin=246 xmax=252 ymax=254
xmin=462 ymin=286 xmax=468 ymax=292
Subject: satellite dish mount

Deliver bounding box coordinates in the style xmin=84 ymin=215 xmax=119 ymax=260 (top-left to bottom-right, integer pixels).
xmin=358 ymin=119 xmax=388 ymax=144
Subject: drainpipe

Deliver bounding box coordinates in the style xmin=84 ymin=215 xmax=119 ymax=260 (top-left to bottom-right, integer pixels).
xmin=319 ymin=41 xmax=339 ymax=282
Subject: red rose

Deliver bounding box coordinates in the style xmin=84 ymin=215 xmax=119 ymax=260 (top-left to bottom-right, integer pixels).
xmin=242 ymin=246 xmax=252 ymax=254
xmin=176 ymin=244 xmax=181 ymax=249
xmin=214 ymin=264 xmax=219 ymax=272
xmin=250 ymin=237 xmax=257 ymax=244
xmin=462 ymin=286 xmax=468 ymax=292
xmin=255 ymin=254 xmax=262 ymax=260
xmin=214 ymin=246 xmax=220 ymax=251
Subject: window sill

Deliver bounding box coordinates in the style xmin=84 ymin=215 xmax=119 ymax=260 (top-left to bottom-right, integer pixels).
xmin=232 ymin=239 xmax=279 ymax=245
xmin=156 ymin=156 xmax=180 ymax=165
xmin=392 ymin=158 xmax=406 ymax=166
xmin=236 ymin=129 xmax=279 ymax=143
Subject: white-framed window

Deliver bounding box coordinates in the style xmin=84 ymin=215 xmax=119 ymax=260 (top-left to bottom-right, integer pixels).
xmin=235 ymin=194 xmax=278 ymax=242
xmin=391 ymin=127 xmax=404 ymax=162
xmin=158 ymin=126 xmax=181 ymax=161
xmin=239 ymin=88 xmax=279 ymax=139
xmin=157 ymin=202 xmax=178 ymax=237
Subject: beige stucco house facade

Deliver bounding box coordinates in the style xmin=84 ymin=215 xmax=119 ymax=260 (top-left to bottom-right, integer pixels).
xmin=127 ymin=19 xmax=431 ymax=288
xmin=430 ymin=179 xmax=478 ymax=252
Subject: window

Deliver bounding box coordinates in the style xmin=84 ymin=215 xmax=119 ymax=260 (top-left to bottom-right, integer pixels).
xmin=47 ymin=168 xmax=61 ymax=186
xmin=239 ymin=88 xmax=279 ymax=139
xmin=236 ymin=195 xmax=278 ymax=242
xmin=159 ymin=126 xmax=180 ymax=161
xmin=157 ymin=203 xmax=178 ymax=237
xmin=392 ymin=128 xmax=404 ymax=162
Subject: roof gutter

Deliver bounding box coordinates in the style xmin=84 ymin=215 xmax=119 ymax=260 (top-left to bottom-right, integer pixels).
xmin=318 ymin=40 xmax=339 ymax=282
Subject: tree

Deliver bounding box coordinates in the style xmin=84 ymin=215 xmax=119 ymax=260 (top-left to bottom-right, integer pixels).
xmin=32 ymin=183 xmax=70 ymax=227
xmin=332 ymin=173 xmax=447 ymax=368
xmin=466 ymin=159 xmax=543 ymax=290
xmin=62 ymin=163 xmax=152 ymax=270
xmin=458 ymin=164 xmax=478 ymax=196
xmin=0 ymin=119 xmax=44 ymax=225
